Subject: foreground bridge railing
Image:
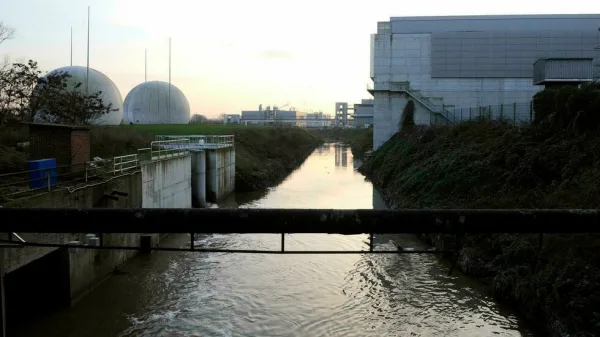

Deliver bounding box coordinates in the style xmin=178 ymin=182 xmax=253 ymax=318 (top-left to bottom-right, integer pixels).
xmin=0 ymin=208 xmax=598 ymax=255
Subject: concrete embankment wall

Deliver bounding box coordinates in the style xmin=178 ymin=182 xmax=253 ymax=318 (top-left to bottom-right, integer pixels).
xmin=141 ymin=154 xmax=192 ymax=208
xmin=1 ymin=173 xmax=158 ymax=327
xmin=3 ymin=173 xmax=143 ymax=274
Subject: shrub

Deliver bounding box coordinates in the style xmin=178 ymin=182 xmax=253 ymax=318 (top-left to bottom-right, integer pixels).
xmin=400 ymin=100 xmax=415 ymax=132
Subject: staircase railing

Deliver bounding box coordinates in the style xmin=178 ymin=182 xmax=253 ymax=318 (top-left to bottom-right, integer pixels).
xmin=390 ymin=82 xmax=454 ymax=123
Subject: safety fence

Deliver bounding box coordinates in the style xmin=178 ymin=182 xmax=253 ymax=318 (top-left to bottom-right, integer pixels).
xmin=0 ymin=135 xmax=235 ymax=201
xmin=0 ymin=154 xmax=140 ymax=201
xmin=435 ymin=102 xmax=534 ymax=126
xmin=155 ymin=135 xmax=234 ymax=149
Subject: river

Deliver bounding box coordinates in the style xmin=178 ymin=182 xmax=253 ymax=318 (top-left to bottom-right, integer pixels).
xmin=14 ymin=143 xmax=533 ymax=337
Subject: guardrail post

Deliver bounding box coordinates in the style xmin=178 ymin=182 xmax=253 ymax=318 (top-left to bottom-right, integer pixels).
xmin=530 ymin=101 xmax=534 ymax=122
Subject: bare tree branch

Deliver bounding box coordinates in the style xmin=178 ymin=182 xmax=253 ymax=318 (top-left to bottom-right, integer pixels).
xmin=0 ymin=22 xmax=15 ymax=46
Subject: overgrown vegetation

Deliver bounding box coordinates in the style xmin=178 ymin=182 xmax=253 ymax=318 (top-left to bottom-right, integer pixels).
xmin=0 ymin=124 xmax=322 ymax=192
xmin=360 ymin=83 xmax=600 ymax=337
xmin=400 ymin=99 xmax=415 ymax=131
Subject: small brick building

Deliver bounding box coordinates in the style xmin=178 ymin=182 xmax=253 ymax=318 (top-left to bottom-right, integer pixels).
xmin=25 ymin=123 xmax=91 ymax=168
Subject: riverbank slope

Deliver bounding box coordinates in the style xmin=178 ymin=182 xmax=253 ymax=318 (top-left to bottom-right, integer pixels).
xmin=0 ymin=124 xmax=322 ymax=192
xmin=359 ymin=85 xmax=600 ymax=337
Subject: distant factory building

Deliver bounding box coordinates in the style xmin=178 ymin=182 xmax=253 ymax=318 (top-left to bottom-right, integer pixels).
xmin=353 ymin=99 xmax=374 ymax=128
xmin=369 ymin=14 xmax=600 ymax=149
xmin=241 ymin=105 xmax=305 ymax=126
xmin=333 ymin=99 xmax=374 ymax=128
xmin=223 ymin=114 xmax=241 ymax=124
xmin=306 ymin=112 xmax=332 ymax=128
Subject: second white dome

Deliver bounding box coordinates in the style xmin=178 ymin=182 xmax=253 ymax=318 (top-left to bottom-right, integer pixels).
xmin=123 ymin=81 xmax=190 ymax=124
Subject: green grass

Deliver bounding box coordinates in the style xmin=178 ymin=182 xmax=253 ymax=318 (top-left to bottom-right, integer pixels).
xmin=122 ymin=123 xmax=270 ymax=135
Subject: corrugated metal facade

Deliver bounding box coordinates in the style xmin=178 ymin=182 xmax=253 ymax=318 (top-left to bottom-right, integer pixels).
xmin=533 ymin=58 xmax=593 ymax=84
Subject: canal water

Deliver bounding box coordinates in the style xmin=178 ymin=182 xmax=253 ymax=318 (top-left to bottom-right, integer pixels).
xmin=15 ymin=143 xmax=532 ymax=337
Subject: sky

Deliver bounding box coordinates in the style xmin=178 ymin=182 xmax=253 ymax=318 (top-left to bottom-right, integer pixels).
xmin=1 ymin=1 xmax=600 ymax=117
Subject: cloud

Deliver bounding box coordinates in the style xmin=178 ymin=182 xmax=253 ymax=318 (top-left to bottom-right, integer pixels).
xmin=256 ymin=49 xmax=296 ymax=60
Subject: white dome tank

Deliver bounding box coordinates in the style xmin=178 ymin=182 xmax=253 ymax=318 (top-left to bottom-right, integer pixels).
xmin=123 ymin=81 xmax=190 ymax=124
xmin=36 ymin=66 xmax=124 ymax=125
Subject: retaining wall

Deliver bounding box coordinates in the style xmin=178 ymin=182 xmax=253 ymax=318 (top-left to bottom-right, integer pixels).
xmin=141 ymin=155 xmax=192 ymax=208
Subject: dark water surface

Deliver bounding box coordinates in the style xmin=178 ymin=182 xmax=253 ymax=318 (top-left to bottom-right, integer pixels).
xmin=15 ymin=143 xmax=533 ymax=337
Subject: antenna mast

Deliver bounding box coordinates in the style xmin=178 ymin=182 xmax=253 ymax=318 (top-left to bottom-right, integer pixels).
xmin=86 ymin=6 xmax=90 ymax=97
xmin=168 ymin=37 xmax=171 ymax=123
xmin=145 ymin=48 xmax=147 ymax=82
xmin=70 ymin=27 xmax=73 ymax=66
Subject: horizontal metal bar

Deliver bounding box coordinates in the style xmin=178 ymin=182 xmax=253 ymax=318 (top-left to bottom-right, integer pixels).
xmin=0 ymin=208 xmax=598 ymax=234
xmin=0 ymin=240 xmax=449 ymax=254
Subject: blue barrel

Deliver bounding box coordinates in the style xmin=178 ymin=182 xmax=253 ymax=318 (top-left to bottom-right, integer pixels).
xmin=28 ymin=158 xmax=57 ymax=190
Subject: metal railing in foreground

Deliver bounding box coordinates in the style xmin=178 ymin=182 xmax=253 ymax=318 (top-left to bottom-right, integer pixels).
xmin=0 ymin=209 xmax=597 ymax=257
xmin=148 ymin=138 xmax=190 ymax=160
xmin=0 ymin=156 xmax=140 ymax=200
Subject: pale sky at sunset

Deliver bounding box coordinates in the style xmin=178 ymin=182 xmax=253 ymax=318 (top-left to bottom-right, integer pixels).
xmin=2 ymin=0 xmax=599 ymax=117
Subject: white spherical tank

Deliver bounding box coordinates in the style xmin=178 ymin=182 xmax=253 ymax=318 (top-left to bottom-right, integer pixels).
xmin=123 ymin=81 xmax=190 ymax=124
xmin=36 ymin=66 xmax=124 ymax=125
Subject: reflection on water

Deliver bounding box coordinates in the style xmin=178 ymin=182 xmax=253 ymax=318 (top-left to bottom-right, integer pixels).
xmin=15 ymin=143 xmax=533 ymax=337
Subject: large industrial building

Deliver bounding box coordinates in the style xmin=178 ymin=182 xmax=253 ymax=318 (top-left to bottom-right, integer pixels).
xmin=353 ymin=99 xmax=374 ymax=128
xmin=334 ymin=100 xmax=374 ymax=128
xmin=369 ymin=14 xmax=600 ymax=149
xmin=241 ymin=105 xmax=306 ymax=126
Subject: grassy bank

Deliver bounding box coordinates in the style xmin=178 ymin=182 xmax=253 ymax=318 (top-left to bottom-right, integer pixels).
xmin=359 ymin=84 xmax=600 ymax=337
xmin=0 ymin=124 xmax=322 ymax=192
xmin=310 ymin=128 xmax=373 ymax=158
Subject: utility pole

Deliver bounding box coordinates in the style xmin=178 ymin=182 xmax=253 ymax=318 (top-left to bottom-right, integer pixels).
xmin=70 ymin=27 xmax=73 ymax=66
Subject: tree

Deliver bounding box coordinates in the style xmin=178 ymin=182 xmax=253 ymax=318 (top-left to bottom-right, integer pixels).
xmin=189 ymin=113 xmax=208 ymax=124
xmin=400 ymin=99 xmax=415 ymax=132
xmin=0 ymin=22 xmax=15 ymax=45
xmin=0 ymin=60 xmax=112 ymax=126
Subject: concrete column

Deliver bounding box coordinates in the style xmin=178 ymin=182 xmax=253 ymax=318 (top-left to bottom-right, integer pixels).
xmin=206 ymin=150 xmax=218 ymax=202
xmin=191 ymin=150 xmax=207 ymax=208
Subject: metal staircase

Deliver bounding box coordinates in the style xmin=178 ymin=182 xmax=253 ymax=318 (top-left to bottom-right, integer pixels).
xmin=368 ymin=81 xmax=454 ymax=124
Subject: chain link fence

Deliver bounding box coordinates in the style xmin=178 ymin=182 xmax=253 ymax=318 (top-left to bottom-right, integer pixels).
xmin=434 ymin=102 xmax=535 ymax=126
